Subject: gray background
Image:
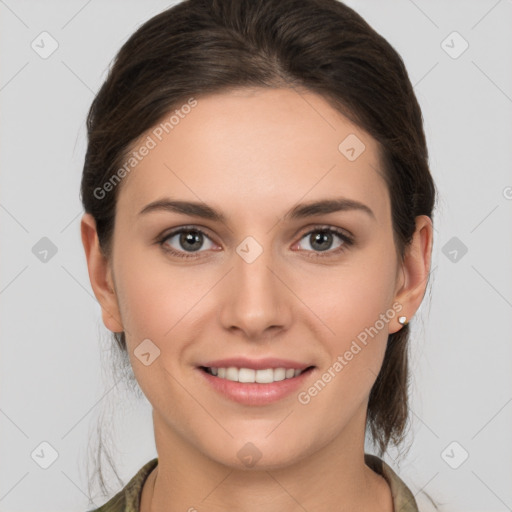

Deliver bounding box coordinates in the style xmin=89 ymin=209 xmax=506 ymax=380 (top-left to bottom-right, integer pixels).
xmin=1 ymin=0 xmax=511 ymax=511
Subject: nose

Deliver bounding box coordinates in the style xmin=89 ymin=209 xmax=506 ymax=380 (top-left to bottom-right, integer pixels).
xmin=219 ymin=241 xmax=292 ymax=341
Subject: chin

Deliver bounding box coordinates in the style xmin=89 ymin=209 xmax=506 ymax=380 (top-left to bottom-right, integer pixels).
xmin=203 ymin=435 xmax=314 ymax=471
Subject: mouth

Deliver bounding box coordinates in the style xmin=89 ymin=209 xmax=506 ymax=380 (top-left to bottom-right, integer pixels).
xmin=199 ymin=365 xmax=315 ymax=383
xmin=196 ymin=357 xmax=317 ymax=405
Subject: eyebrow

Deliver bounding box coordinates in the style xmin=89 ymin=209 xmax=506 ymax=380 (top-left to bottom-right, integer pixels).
xmin=138 ymin=197 xmax=376 ymax=222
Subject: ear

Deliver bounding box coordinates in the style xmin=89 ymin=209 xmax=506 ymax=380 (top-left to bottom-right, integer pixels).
xmin=390 ymin=215 xmax=433 ymax=334
xmin=80 ymin=213 xmax=124 ymax=333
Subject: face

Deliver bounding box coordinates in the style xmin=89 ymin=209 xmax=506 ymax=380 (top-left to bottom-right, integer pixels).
xmin=85 ymin=87 xmax=421 ymax=470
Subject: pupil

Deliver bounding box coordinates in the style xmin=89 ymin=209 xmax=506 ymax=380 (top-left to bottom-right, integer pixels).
xmin=181 ymin=231 xmax=202 ymax=251
xmin=311 ymin=231 xmax=332 ymax=251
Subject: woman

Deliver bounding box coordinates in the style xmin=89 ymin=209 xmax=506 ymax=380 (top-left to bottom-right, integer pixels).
xmin=80 ymin=0 xmax=437 ymax=510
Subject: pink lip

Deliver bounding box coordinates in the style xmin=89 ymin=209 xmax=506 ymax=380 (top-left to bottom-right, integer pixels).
xmin=199 ymin=357 xmax=311 ymax=370
xmin=196 ymin=365 xmax=316 ymax=406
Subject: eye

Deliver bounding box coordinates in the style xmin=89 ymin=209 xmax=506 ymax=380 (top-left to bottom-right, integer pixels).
xmin=158 ymin=226 xmax=216 ymax=259
xmin=294 ymin=226 xmax=354 ymax=257
xmin=157 ymin=224 xmax=354 ymax=260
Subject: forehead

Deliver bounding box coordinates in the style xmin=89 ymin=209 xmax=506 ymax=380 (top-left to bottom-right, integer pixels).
xmin=116 ymin=87 xmax=389 ymax=223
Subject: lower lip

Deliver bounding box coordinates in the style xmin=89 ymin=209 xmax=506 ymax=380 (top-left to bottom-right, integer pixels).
xmin=197 ymin=367 xmax=315 ymax=406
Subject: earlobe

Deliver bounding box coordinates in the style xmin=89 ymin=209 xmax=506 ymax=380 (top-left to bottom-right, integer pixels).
xmin=80 ymin=213 xmax=124 ymax=333
xmin=391 ymin=215 xmax=433 ymax=333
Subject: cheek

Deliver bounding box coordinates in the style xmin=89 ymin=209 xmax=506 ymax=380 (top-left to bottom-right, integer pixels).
xmin=115 ymin=243 xmax=195 ymax=334
xmin=303 ymin=251 xmax=397 ymax=347
xmin=292 ymin=278 xmax=395 ymax=438
xmin=113 ymin=254 xmax=197 ymax=403
xmin=114 ymin=249 xmax=217 ymax=374
xmin=294 ymin=245 xmax=398 ymax=402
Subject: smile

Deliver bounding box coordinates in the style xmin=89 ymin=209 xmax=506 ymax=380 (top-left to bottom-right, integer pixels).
xmin=197 ymin=363 xmax=316 ymax=405
xmin=200 ymin=366 xmax=313 ymax=383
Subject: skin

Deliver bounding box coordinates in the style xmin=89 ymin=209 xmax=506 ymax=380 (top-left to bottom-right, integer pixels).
xmin=81 ymin=87 xmax=432 ymax=512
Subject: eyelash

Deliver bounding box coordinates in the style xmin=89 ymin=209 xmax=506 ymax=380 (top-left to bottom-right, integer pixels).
xmin=156 ymin=224 xmax=354 ymax=260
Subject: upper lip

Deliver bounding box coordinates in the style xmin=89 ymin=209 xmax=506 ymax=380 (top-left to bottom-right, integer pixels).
xmin=199 ymin=357 xmax=314 ymax=371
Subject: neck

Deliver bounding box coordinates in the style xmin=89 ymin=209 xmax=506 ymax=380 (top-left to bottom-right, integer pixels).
xmin=141 ymin=409 xmax=393 ymax=512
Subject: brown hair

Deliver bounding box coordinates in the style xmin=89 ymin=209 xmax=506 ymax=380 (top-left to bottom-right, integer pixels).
xmin=80 ymin=0 xmax=437 ymax=501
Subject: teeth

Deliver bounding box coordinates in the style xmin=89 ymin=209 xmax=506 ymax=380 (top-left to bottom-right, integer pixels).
xmin=206 ymin=366 xmax=308 ymax=383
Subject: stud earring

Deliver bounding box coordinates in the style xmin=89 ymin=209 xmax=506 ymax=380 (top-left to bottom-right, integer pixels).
xmin=398 ymin=316 xmax=409 ymax=326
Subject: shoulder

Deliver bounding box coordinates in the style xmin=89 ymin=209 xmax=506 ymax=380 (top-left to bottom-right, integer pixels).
xmin=365 ymin=453 xmax=439 ymax=512
xmin=414 ymin=490 xmax=441 ymax=512
xmin=86 ymin=458 xmax=159 ymax=512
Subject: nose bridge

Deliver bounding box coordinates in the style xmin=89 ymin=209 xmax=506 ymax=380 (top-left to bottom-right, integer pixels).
xmin=219 ymin=234 xmax=290 ymax=337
